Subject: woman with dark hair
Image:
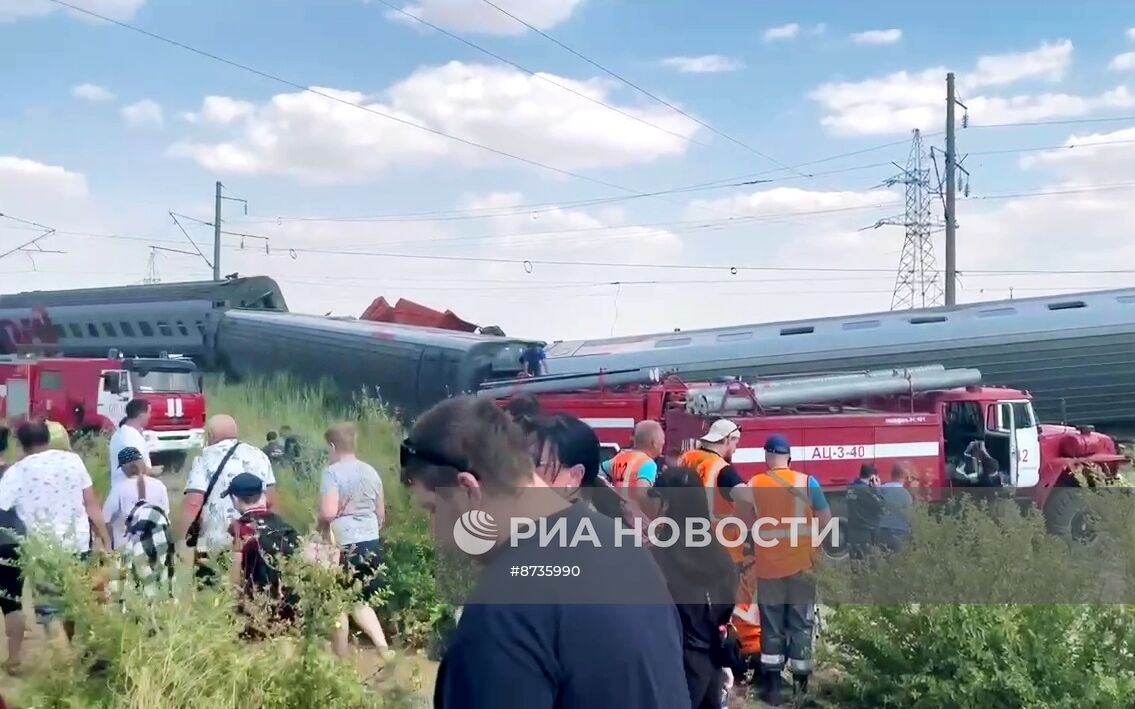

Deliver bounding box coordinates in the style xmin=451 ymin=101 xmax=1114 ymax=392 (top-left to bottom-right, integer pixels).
xmin=645 ymin=467 xmax=738 ymax=709
xmin=530 ymin=412 xmax=629 ymax=520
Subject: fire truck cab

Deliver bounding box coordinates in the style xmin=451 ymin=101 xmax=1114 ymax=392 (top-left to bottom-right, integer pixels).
xmin=0 ymin=354 xmax=206 ymax=467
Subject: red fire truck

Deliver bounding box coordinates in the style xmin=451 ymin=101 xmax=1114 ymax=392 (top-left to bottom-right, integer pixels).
xmin=483 ymin=364 xmax=1127 ymax=547
xmin=0 ymin=353 xmax=207 ymax=468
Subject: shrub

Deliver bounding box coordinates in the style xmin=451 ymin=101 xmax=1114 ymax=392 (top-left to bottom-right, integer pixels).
xmin=11 ymin=374 xmax=445 ymax=707
xmin=818 ymin=494 xmax=1135 ymax=708
xmin=204 ymin=375 xmax=449 ymax=649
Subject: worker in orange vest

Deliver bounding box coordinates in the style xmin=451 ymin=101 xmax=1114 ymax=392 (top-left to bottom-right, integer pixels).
xmin=600 ymin=421 xmax=664 ymax=504
xmin=677 ymin=419 xmax=750 ymax=565
xmin=746 ymin=434 xmax=831 ymax=707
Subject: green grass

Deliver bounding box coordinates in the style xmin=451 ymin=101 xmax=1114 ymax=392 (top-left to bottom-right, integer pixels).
xmin=8 ymin=374 xmax=444 ymax=708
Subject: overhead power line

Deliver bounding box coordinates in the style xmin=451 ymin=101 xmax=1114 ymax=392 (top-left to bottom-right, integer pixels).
xmin=967 ymin=114 xmax=1135 ymax=130
xmin=475 ymin=0 xmax=808 ymax=178
xmin=245 ymin=130 xmax=1134 ymax=227
xmin=371 ymin=0 xmax=710 ymax=150
xmin=44 ymin=0 xmax=672 ymax=202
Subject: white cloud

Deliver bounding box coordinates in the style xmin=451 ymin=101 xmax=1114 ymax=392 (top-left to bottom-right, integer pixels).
xmin=169 ymin=61 xmax=700 ymax=183
xmin=1020 ymin=125 xmax=1135 ymax=178
xmin=809 ymin=40 xmax=1105 ymax=136
xmin=0 ymin=156 xmax=89 ymax=202
xmin=763 ymin=23 xmax=800 ymax=42
xmin=969 ymin=39 xmax=1072 ymax=87
xmin=1110 ymin=52 xmax=1135 ymax=72
xmin=1127 ymin=27 xmax=1135 ymax=41
xmin=183 ymin=96 xmax=256 ymax=125
xmin=686 ymin=187 xmax=899 ymax=220
xmin=0 ymin=0 xmax=145 ymax=23
xmin=71 ymin=83 xmax=116 ymax=103
xmin=659 ymin=55 xmax=743 ymax=74
xmin=382 ymin=0 xmax=584 ymax=36
xmin=850 ymin=29 xmax=903 ymax=46
xmin=121 ymin=99 xmax=164 ymax=129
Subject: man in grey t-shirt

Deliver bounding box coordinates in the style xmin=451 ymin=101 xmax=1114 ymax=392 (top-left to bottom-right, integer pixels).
xmin=318 ymin=422 xmax=392 ymax=659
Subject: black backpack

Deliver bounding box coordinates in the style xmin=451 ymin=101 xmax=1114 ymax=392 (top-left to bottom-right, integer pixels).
xmin=240 ymin=512 xmax=301 ymax=620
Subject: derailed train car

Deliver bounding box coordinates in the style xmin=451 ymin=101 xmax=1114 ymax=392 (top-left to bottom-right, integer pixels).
xmin=0 ymin=277 xmax=287 ymax=367
xmin=544 ymin=287 xmax=1135 ymax=431
xmin=0 ymin=277 xmax=541 ymax=421
xmin=216 ymin=310 xmax=540 ymax=422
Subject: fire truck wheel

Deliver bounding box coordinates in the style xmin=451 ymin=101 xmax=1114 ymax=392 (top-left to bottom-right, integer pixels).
xmin=1043 ymin=486 xmax=1098 ymax=546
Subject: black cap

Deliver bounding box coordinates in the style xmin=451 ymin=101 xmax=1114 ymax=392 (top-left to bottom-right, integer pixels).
xmin=117 ymin=447 xmax=144 ymax=467
xmin=221 ymin=472 xmax=264 ymax=498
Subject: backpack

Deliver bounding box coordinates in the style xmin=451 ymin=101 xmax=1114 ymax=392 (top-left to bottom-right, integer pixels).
xmin=239 ymin=512 xmax=301 ymax=621
xmin=122 ymin=501 xmax=175 ymax=597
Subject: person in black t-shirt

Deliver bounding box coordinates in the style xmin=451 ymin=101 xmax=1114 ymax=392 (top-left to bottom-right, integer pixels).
xmin=646 ymin=467 xmax=738 ymax=709
xmin=401 ymin=396 xmax=688 ymax=709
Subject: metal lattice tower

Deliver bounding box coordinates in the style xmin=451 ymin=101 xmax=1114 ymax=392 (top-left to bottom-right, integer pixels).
xmin=873 ymin=129 xmax=944 ymax=310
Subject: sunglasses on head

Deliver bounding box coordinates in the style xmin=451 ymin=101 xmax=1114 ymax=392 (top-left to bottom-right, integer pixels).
xmin=399 ymin=438 xmax=479 ymax=484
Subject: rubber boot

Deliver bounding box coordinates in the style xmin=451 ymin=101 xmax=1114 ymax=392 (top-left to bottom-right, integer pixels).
xmin=793 ymin=673 xmax=810 ymax=699
xmin=757 ymin=671 xmax=785 ymax=707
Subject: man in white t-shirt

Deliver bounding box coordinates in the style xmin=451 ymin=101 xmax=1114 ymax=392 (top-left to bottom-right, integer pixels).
xmin=109 ymin=399 xmax=156 ymax=488
xmin=0 ymin=420 xmax=112 ymax=632
xmin=181 ymin=414 xmax=276 ymax=587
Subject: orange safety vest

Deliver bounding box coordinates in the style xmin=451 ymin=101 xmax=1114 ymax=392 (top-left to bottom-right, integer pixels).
xmin=750 ymin=468 xmax=818 ymax=580
xmin=608 ymin=450 xmax=652 ymax=489
xmin=679 ymin=449 xmax=746 ymax=564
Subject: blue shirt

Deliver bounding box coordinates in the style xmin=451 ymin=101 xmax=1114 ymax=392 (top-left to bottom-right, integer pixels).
xmin=599 ymin=456 xmax=659 ymax=485
xmin=807 ymin=475 xmax=830 ymax=511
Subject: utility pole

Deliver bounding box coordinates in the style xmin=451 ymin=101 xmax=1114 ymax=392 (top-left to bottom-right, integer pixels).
xmin=212 ymin=182 xmax=248 ymax=281
xmin=213 ymin=181 xmax=222 ymax=280
xmin=944 ymin=73 xmax=968 ymax=306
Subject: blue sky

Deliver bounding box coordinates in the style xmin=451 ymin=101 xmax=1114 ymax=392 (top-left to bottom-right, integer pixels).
xmin=2 ymin=0 xmax=1135 ymax=340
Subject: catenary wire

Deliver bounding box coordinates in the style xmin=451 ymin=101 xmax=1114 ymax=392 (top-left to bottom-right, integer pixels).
xmin=371 ymin=0 xmax=711 ymax=150
xmin=44 ymin=0 xmax=689 ymax=203
xmin=475 ymin=0 xmax=808 ymax=178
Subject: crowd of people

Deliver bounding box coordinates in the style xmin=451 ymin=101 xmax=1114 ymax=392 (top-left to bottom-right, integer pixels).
xmin=0 ymin=388 xmax=919 ymax=708
xmin=0 ymin=399 xmax=395 ymax=675
xmin=403 ymin=393 xmax=840 ymax=708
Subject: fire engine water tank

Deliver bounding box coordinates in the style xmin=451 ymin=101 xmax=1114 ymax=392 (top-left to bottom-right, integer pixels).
xmin=685 ymin=367 xmax=983 ymax=415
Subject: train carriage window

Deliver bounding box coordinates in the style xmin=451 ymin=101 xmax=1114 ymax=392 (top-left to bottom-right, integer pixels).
xmin=102 ymin=322 xmax=117 ymax=337
xmin=68 ymin=324 xmax=82 ymax=338
xmin=196 ymin=321 xmax=205 ymax=336
xmin=86 ymin=323 xmax=98 ymax=337
xmin=38 ymin=371 xmax=62 ymax=390
xmin=176 ymin=321 xmax=189 ymax=336
xmin=119 ymin=321 xmax=135 ymax=336
xmin=138 ymin=322 xmax=154 ymax=336
xmin=157 ymin=321 xmax=173 ymax=337
xmin=52 ymin=323 xmax=65 ymax=339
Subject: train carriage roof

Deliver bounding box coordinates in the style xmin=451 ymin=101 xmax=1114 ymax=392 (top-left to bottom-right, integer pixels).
xmin=0 ymin=276 xmax=287 ymax=311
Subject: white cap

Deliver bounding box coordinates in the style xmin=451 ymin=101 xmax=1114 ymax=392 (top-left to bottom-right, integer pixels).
xmin=699 ymin=419 xmax=740 ymax=444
